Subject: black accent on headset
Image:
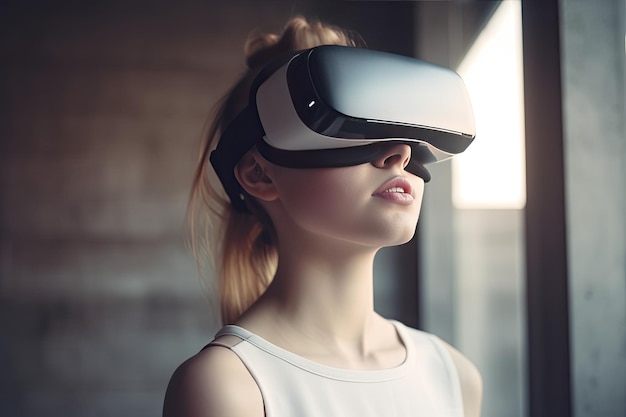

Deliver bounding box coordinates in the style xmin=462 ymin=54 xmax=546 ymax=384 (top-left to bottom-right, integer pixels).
xmin=256 ymin=140 xmax=431 ymax=182
xmin=209 ymin=106 xmax=264 ymax=212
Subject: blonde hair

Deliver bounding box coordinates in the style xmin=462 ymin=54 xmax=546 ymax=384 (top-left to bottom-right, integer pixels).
xmin=188 ymin=17 xmax=363 ymax=325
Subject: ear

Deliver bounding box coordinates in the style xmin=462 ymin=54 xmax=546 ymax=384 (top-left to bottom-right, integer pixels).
xmin=234 ymin=152 xmax=279 ymax=203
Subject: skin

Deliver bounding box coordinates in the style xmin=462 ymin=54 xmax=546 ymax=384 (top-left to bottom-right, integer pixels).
xmin=163 ymin=143 xmax=483 ymax=417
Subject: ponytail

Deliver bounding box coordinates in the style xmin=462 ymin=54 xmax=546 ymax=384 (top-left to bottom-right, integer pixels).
xmin=188 ymin=16 xmax=363 ymax=325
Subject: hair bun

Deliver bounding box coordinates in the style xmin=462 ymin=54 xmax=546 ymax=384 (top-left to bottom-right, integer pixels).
xmin=244 ymin=16 xmax=362 ymax=70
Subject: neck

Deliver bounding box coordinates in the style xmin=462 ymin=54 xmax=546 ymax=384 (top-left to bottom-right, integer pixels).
xmin=274 ymin=249 xmax=377 ymax=335
xmin=241 ymin=235 xmax=382 ymax=355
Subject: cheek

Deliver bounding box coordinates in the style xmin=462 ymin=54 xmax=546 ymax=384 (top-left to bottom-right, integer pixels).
xmin=272 ymin=168 xmax=364 ymax=218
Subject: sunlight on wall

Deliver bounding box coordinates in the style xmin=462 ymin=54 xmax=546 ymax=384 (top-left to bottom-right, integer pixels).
xmin=453 ymin=1 xmax=526 ymax=209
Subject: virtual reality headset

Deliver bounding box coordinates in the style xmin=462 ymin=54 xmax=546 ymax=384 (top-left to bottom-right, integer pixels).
xmin=210 ymin=45 xmax=476 ymax=212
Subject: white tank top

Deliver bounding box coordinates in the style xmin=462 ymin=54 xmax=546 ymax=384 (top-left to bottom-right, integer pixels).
xmin=209 ymin=321 xmax=464 ymax=417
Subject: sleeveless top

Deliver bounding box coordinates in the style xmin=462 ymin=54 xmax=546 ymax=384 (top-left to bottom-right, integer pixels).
xmin=207 ymin=321 xmax=464 ymax=417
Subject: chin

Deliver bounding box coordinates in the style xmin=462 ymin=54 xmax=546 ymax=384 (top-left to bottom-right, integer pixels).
xmin=386 ymin=229 xmax=418 ymax=247
xmin=363 ymin=222 xmax=418 ymax=249
xmin=379 ymin=213 xmax=420 ymax=245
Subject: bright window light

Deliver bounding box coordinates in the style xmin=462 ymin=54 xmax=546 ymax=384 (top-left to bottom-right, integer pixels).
xmin=453 ymin=0 xmax=526 ymax=209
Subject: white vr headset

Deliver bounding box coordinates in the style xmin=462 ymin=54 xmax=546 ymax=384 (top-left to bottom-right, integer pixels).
xmin=210 ymin=45 xmax=476 ymax=211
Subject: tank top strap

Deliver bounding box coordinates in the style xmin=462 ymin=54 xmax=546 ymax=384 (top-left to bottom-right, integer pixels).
xmin=201 ymin=326 xmax=249 ymax=351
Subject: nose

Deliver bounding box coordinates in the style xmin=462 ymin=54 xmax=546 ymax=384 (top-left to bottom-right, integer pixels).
xmin=371 ymin=143 xmax=411 ymax=171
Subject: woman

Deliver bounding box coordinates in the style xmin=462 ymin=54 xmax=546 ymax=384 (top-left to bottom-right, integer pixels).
xmin=163 ymin=16 xmax=482 ymax=417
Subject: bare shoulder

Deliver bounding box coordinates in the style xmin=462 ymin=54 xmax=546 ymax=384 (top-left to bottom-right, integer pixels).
xmin=162 ymin=336 xmax=264 ymax=417
xmin=440 ymin=340 xmax=483 ymax=417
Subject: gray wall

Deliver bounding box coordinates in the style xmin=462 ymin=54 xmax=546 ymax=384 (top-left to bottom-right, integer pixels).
xmin=560 ymin=1 xmax=626 ymax=416
xmin=0 ymin=2 xmax=293 ymax=415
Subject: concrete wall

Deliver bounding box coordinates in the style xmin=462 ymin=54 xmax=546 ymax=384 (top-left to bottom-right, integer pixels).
xmin=0 ymin=2 xmax=294 ymax=415
xmin=560 ymin=1 xmax=626 ymax=416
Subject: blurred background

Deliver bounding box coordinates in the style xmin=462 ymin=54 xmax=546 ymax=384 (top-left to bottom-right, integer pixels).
xmin=1 ymin=1 xmax=624 ymax=416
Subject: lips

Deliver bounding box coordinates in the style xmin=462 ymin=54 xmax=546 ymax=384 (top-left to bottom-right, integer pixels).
xmin=372 ymin=177 xmax=414 ymax=204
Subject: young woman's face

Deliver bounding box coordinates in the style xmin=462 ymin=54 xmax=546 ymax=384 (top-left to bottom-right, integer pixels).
xmin=264 ymin=143 xmax=425 ymax=250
